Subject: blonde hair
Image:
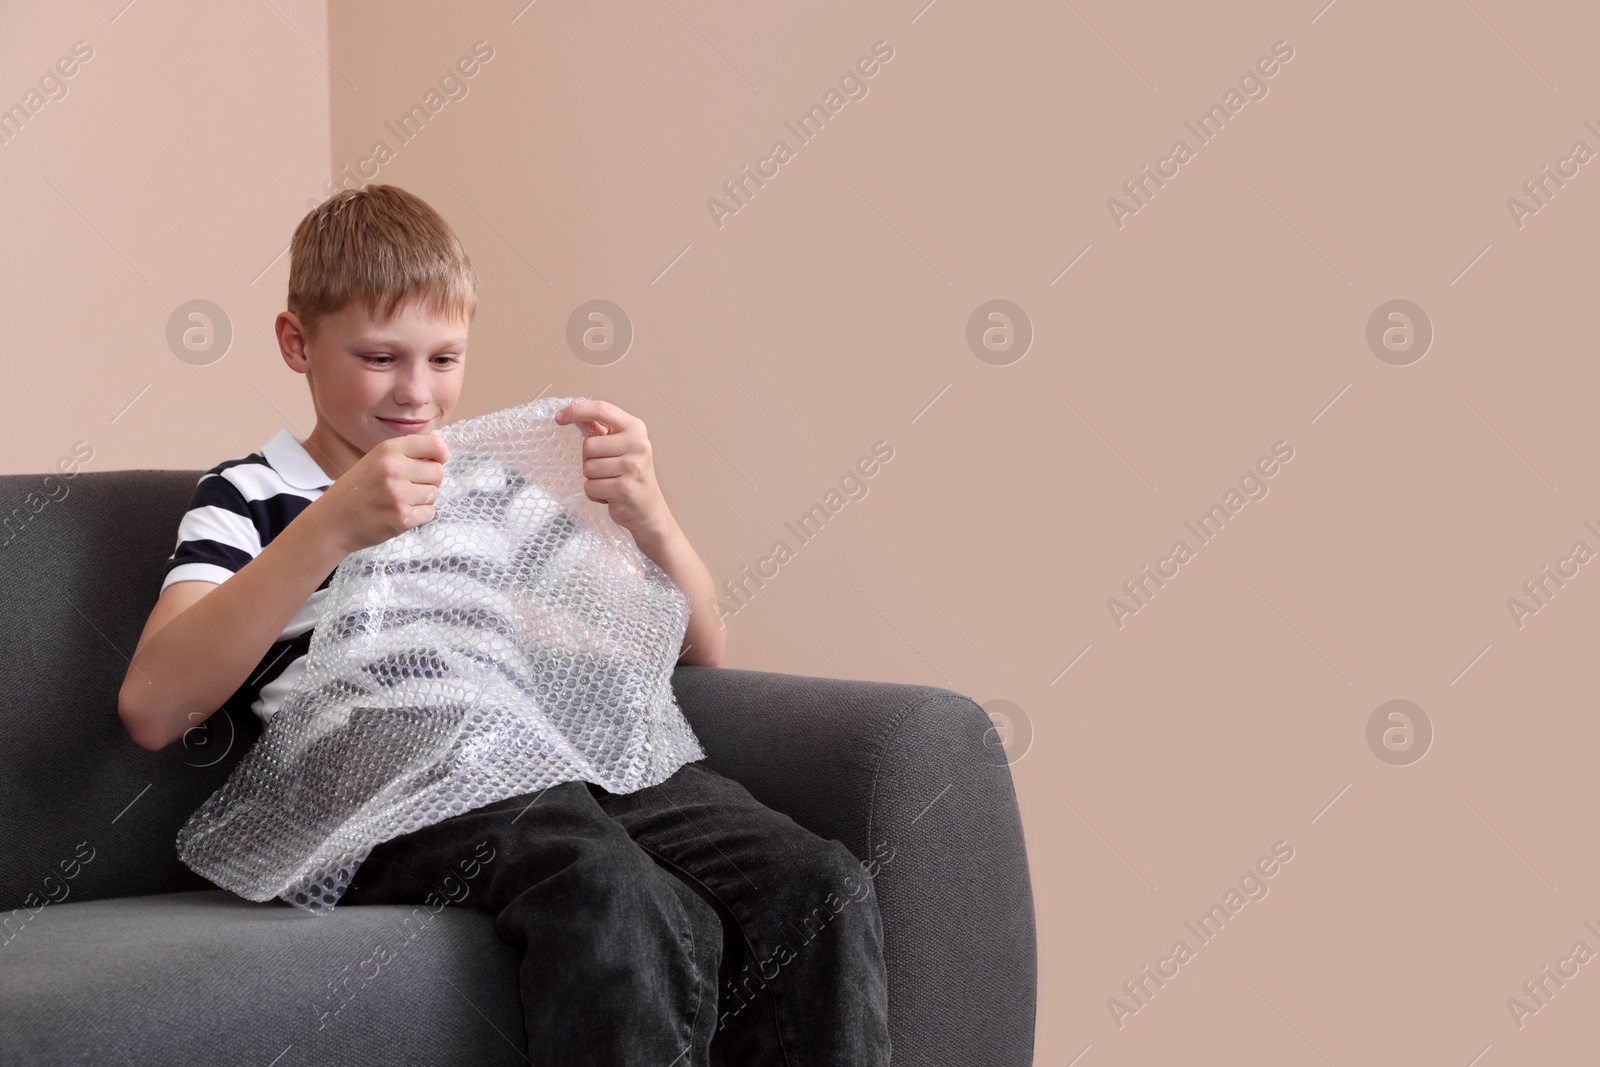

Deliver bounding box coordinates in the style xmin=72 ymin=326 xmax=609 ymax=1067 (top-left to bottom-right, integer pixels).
xmin=287 ymin=184 xmax=478 ymax=343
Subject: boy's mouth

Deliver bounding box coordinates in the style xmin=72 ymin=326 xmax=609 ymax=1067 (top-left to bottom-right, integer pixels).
xmin=378 ymin=416 xmax=431 ymax=432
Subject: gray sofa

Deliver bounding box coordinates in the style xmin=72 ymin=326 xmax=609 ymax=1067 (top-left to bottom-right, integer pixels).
xmin=0 ymin=468 xmax=1037 ymax=1066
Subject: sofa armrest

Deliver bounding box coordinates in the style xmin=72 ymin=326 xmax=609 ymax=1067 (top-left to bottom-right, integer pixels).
xmin=669 ymin=664 xmax=1037 ymax=1067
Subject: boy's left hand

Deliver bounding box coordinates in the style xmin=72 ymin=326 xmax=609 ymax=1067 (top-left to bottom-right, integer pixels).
xmin=554 ymin=399 xmax=671 ymax=539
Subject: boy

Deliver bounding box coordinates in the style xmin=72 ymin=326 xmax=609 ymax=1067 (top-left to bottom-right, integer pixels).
xmin=117 ymin=184 xmax=891 ymax=1065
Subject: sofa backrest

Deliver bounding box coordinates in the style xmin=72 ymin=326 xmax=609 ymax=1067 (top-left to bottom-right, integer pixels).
xmin=0 ymin=469 xmax=261 ymax=913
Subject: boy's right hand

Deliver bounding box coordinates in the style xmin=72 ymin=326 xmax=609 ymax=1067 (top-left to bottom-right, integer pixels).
xmin=314 ymin=431 xmax=451 ymax=556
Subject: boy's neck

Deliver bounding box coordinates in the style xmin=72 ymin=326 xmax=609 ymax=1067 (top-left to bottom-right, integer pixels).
xmin=298 ymin=422 xmax=363 ymax=483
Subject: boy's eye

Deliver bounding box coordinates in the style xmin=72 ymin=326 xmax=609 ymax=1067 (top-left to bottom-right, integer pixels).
xmin=361 ymin=355 xmax=459 ymax=366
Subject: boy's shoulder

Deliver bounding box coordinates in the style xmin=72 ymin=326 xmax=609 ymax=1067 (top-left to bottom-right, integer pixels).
xmin=164 ymin=429 xmax=333 ymax=590
xmin=193 ymin=429 xmax=333 ymax=504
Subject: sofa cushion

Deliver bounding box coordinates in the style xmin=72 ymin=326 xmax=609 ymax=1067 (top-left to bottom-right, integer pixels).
xmin=0 ymin=889 xmax=532 ymax=1065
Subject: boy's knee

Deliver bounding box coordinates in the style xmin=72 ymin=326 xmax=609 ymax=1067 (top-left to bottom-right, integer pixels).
xmin=569 ymin=848 xmax=701 ymax=929
xmin=660 ymin=873 xmax=724 ymax=966
xmin=782 ymin=839 xmax=879 ymax=932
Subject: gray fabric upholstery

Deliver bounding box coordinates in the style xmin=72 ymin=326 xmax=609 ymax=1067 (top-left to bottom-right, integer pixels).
xmin=0 ymin=470 xmax=1037 ymax=1065
xmin=1 ymin=890 xmax=530 ymax=1066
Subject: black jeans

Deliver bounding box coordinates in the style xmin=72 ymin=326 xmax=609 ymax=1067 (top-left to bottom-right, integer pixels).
xmin=339 ymin=758 xmax=893 ymax=1066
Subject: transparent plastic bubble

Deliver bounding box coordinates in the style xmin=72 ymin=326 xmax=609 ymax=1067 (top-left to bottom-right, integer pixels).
xmin=175 ymin=397 xmax=700 ymax=914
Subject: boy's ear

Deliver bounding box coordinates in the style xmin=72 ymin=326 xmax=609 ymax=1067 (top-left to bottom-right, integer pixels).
xmin=276 ymin=311 xmax=310 ymax=372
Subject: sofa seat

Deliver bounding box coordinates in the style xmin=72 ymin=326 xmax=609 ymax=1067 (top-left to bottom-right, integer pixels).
xmin=1 ymin=890 xmax=531 ymax=1066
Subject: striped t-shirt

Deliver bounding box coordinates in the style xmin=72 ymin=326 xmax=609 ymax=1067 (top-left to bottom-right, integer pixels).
xmin=162 ymin=428 xmax=337 ymax=726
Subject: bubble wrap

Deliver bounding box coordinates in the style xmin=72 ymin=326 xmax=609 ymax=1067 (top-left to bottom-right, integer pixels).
xmin=175 ymin=396 xmax=703 ymax=915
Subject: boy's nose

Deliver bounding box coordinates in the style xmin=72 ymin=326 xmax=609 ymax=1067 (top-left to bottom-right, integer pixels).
xmin=392 ymin=362 xmax=430 ymax=406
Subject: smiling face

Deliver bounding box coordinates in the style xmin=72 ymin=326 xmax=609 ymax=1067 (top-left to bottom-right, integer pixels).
xmin=276 ymin=297 xmax=469 ymax=480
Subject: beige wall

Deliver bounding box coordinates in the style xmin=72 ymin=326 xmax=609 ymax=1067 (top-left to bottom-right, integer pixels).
xmin=1 ymin=0 xmax=332 ymax=475
xmin=12 ymin=0 xmax=1600 ymax=1060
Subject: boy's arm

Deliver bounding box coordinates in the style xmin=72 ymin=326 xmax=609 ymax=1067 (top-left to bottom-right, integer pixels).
xmin=632 ymin=514 xmax=726 ymax=669
xmin=118 ymin=501 xmax=350 ymax=752
xmin=120 ymin=432 xmax=449 ymax=751
xmin=551 ymin=399 xmax=727 ymax=669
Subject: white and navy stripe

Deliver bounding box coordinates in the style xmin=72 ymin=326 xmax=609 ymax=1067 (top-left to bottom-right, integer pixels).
xmin=162 ymin=428 xmax=336 ymax=725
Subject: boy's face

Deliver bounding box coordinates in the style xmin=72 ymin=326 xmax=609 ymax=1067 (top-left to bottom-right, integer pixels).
xmin=278 ymin=297 xmax=469 ymax=466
